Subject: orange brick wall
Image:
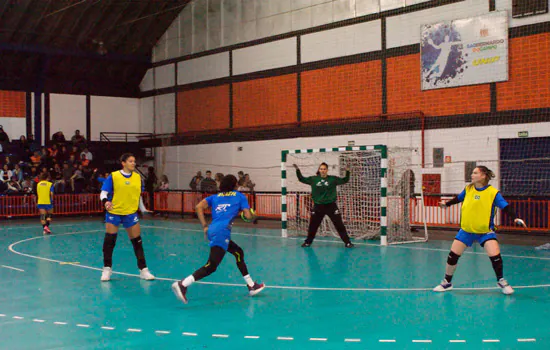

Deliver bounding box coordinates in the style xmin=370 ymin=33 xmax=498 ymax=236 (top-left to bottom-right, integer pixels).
xmin=233 ymin=74 xmax=297 ymax=128
xmin=301 ymin=61 xmax=382 ymax=122
xmin=497 ymin=33 xmax=550 ymax=111
xmin=387 ymin=54 xmax=491 ymax=116
xmin=0 ymin=90 xmax=26 ymax=118
xmin=177 ymin=85 xmax=230 ymax=133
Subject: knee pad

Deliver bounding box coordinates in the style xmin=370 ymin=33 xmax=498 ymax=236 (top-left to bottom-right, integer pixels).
xmin=447 ymin=251 xmax=460 ymax=266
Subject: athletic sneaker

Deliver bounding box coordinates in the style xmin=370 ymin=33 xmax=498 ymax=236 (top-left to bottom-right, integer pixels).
xmin=139 ymin=268 xmax=155 ymax=280
xmin=171 ymin=281 xmax=188 ymax=304
xmin=497 ymin=278 xmax=514 ymax=295
xmin=43 ymin=226 xmax=51 ymax=235
xmin=101 ymin=267 xmax=112 ymax=282
xmin=248 ymin=282 xmax=265 ymax=296
xmin=345 ymin=242 xmax=354 ymax=248
xmin=301 ymin=242 xmax=311 ymax=247
xmin=433 ymin=279 xmax=453 ymax=292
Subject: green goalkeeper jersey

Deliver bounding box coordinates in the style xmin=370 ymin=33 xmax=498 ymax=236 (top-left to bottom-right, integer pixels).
xmin=296 ymin=169 xmax=350 ymax=204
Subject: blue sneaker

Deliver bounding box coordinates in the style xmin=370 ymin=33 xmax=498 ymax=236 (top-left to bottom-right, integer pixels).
xmin=433 ymin=279 xmax=453 ymax=292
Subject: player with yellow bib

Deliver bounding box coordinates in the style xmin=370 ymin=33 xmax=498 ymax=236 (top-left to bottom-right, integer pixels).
xmin=434 ymin=166 xmax=526 ymax=295
xmin=36 ymin=173 xmax=54 ymax=235
xmin=99 ymin=153 xmax=155 ymax=282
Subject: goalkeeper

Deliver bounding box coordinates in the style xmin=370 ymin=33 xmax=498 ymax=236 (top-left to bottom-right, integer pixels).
xmin=293 ymin=162 xmax=354 ymax=248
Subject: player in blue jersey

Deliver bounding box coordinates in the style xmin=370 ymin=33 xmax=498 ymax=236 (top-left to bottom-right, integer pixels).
xmin=172 ymin=175 xmax=265 ymax=304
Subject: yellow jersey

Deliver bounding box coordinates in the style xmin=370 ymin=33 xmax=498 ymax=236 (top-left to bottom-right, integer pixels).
xmin=460 ymin=184 xmax=502 ymax=234
xmin=37 ymin=180 xmax=53 ymax=205
xmin=108 ymin=171 xmax=142 ymax=215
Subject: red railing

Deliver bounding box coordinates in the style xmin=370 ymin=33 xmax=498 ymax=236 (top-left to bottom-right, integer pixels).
xmin=2 ymin=191 xmax=549 ymax=233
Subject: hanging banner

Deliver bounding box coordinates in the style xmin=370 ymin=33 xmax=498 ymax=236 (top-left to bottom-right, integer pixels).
xmin=421 ymin=11 xmax=508 ymax=90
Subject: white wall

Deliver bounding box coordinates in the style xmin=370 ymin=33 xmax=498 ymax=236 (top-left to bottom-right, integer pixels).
xmin=50 ymin=94 xmax=86 ymax=141
xmin=178 ymin=52 xmax=230 ymax=85
xmin=233 ymin=37 xmax=297 ymax=75
xmin=139 ymin=97 xmax=155 ymax=134
xmin=158 ymin=121 xmax=550 ymax=193
xmin=0 ymin=117 xmax=26 ymax=141
xmin=90 ymin=96 xmax=140 ymax=141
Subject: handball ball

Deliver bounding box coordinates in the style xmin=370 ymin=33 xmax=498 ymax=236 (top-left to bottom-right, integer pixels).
xmin=241 ymin=208 xmax=256 ymax=222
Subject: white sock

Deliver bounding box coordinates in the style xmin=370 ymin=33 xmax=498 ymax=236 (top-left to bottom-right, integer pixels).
xmin=182 ymin=275 xmax=195 ymax=287
xmin=243 ymin=274 xmax=254 ymax=287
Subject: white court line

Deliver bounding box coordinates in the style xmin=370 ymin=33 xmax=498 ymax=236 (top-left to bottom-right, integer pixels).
xmin=212 ymin=334 xmax=229 ymax=338
xmin=0 ymin=314 xmax=5 ymax=317
xmin=8 ymin=228 xmax=550 ymax=292
xmin=101 ymin=326 xmax=115 ymax=330
xmin=0 ymin=223 xmax=86 ymax=231
xmin=1 ymin=265 xmax=24 ymax=272
xmin=127 ymin=328 xmax=142 ymax=333
xmin=482 ymin=339 xmax=500 ymax=343
xmin=54 ymin=322 xmax=67 ymax=325
xmin=277 ymin=337 xmax=294 ymax=340
xmin=345 ymin=339 xmax=361 ymax=342
xmin=244 ymin=336 xmax=260 ymax=339
xmin=76 ymin=324 xmax=90 ymax=328
xmin=182 ymin=332 xmax=197 ymax=336
xmin=449 ymin=339 xmax=466 ymax=343
xmin=413 ymin=340 xmax=432 ymax=343
xmin=13 ymin=316 xmax=24 ymax=319
xmin=517 ymin=338 xmax=536 ymax=342
xmin=310 ymin=338 xmax=327 ymax=341
xmin=33 ymin=319 xmax=45 ymax=323
xmin=379 ymin=339 xmax=396 ymax=342
xmin=155 ymin=330 xmax=170 ymax=334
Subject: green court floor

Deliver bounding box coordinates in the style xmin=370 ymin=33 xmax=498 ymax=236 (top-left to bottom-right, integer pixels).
xmin=1 ymin=219 xmax=549 ymax=349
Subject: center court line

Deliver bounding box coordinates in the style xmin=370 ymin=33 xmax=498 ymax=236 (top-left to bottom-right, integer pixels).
xmin=8 ymin=228 xmax=550 ymax=292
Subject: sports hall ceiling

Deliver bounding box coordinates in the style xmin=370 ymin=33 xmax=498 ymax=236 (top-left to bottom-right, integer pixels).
xmin=0 ymin=0 xmax=189 ymax=97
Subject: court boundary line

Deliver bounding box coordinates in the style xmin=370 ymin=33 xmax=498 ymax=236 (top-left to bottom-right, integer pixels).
xmin=6 ymin=227 xmax=550 ymax=292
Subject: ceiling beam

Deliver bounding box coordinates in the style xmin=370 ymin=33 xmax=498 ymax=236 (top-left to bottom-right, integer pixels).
xmin=1 ymin=0 xmax=34 ymax=42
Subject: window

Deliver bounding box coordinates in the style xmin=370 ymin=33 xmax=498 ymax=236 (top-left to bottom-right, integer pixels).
xmin=512 ymin=0 xmax=548 ymax=18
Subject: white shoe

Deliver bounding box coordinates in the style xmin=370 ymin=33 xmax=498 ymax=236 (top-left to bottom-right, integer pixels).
xmin=433 ymin=279 xmax=453 ymax=292
xmin=101 ymin=267 xmax=112 ymax=282
xmin=497 ymin=278 xmax=514 ymax=295
xmin=139 ymin=268 xmax=155 ymax=280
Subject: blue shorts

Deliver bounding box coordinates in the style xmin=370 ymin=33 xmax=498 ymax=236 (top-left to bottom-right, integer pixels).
xmin=37 ymin=204 xmax=53 ymax=211
xmin=105 ymin=212 xmax=139 ymax=229
xmin=207 ymin=228 xmax=231 ymax=250
xmin=455 ymin=229 xmax=497 ymax=247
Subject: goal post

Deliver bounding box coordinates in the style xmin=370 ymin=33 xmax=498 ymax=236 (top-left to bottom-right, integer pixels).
xmin=281 ymin=145 xmax=428 ymax=245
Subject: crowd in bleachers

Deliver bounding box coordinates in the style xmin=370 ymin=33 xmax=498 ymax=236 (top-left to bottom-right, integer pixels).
xmin=188 ymin=170 xmax=255 ymax=192
xmin=0 ymin=126 xmax=106 ymax=195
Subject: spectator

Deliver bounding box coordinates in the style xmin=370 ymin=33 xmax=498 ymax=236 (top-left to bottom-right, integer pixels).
xmin=57 ymin=145 xmax=69 ymax=164
xmin=1 ymin=164 xmax=12 ymax=183
xmin=7 ymin=176 xmax=21 ymax=193
xmin=30 ymin=151 xmax=41 ymax=168
xmin=71 ymin=129 xmax=86 ymax=149
xmin=4 ymin=156 xmax=14 ymax=170
xmin=70 ymin=146 xmax=79 ymax=159
xmin=13 ymin=164 xmax=23 ymax=183
xmin=189 ymin=171 xmax=203 ymax=191
xmin=244 ymin=174 xmax=256 ymax=192
xmin=52 ymin=131 xmax=66 ymax=145
xmin=201 ymin=170 xmax=217 ymax=193
xmin=61 ymin=163 xmax=73 ymax=193
xmin=157 ymin=175 xmax=169 ymax=217
xmin=80 ymin=154 xmax=90 ymax=167
xmin=80 ymin=147 xmax=93 ymax=162
xmin=29 ymin=167 xmax=39 ymax=181
xmin=237 ymin=176 xmax=247 ymax=191
xmin=48 ymin=144 xmax=59 ymax=158
xmin=145 ymin=167 xmax=158 ymax=210
xmin=39 ymin=146 xmax=48 ymax=158
xmin=40 ymin=149 xmax=53 ymax=170
xmin=215 ymin=173 xmax=224 ymax=190
xmin=0 ymin=125 xmax=10 ymax=153
xmin=17 ymin=135 xmax=30 ymax=156
xmin=52 ymin=163 xmax=64 ymax=193
xmin=28 ymin=134 xmax=40 ymax=154
xmin=70 ymin=164 xmax=85 ymax=193
xmin=67 ymin=154 xmax=77 ymax=167
xmin=82 ymin=165 xmax=94 ymax=192
xmin=21 ymin=176 xmax=33 ymax=194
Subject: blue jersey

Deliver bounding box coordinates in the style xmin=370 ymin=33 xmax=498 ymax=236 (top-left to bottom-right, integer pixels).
xmin=205 ymin=191 xmax=250 ymax=233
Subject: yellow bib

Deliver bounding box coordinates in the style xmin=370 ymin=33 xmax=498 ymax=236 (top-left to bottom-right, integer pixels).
xmin=37 ymin=181 xmax=53 ymax=205
xmin=110 ymin=171 xmax=141 ymax=215
xmin=460 ymin=185 xmax=499 ymax=234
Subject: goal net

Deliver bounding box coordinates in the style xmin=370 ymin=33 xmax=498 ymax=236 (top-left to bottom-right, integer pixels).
xmin=281 ymin=145 xmax=427 ymax=245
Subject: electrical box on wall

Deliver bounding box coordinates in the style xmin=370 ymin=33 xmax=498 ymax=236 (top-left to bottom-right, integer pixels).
xmin=237 ymin=146 xmax=243 ymax=151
